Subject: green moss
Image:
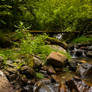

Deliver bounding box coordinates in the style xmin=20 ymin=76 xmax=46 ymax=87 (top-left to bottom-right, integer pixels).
xmin=36 ymin=72 xmax=44 ymax=79
xmin=46 ymin=37 xmax=68 ymax=49
xmin=72 ymin=36 xmax=92 ymax=44
xmin=0 ymin=31 xmax=71 ymax=68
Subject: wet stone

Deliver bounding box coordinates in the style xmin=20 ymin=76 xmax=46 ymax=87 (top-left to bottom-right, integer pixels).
xmin=86 ymin=51 xmax=92 ymax=57
xmin=46 ymin=52 xmax=67 ymax=67
xmin=0 ymin=70 xmax=15 ymax=92
xmin=6 ymin=60 xmax=13 ymax=64
xmin=6 ymin=67 xmax=17 ymax=74
xmin=33 ymin=56 xmax=42 ymax=68
xmin=72 ymin=77 xmax=92 ymax=92
xmin=47 ymin=65 xmax=56 ymax=74
xmin=0 ymin=56 xmax=4 ymax=62
xmin=23 ymin=85 xmax=33 ymax=92
xmin=20 ymin=65 xmax=36 ymax=78
xmin=33 ymin=78 xmax=59 ymax=92
xmin=77 ymin=63 xmax=92 ymax=83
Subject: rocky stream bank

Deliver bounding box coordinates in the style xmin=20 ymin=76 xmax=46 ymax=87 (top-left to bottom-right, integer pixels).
xmin=0 ymin=42 xmax=92 ymax=92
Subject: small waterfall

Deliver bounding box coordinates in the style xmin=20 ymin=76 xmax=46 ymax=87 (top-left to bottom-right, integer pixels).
xmin=71 ymin=45 xmax=86 ymax=58
xmin=72 ymin=53 xmax=77 ymax=58
xmin=72 ymin=46 xmax=78 ymax=58
xmin=82 ymin=50 xmax=86 ymax=57
xmin=53 ymin=33 xmax=63 ymax=40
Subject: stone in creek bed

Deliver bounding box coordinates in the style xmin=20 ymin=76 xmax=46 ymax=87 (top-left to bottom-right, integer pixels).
xmin=33 ymin=56 xmax=43 ymax=68
xmin=65 ymin=77 xmax=92 ymax=92
xmin=19 ymin=65 xmax=36 ymax=78
xmin=47 ymin=65 xmax=56 ymax=74
xmin=77 ymin=63 xmax=92 ymax=83
xmin=86 ymin=51 xmax=92 ymax=57
xmin=46 ymin=52 xmax=68 ymax=67
xmin=0 ymin=70 xmax=15 ymax=92
xmin=33 ymin=78 xmax=59 ymax=92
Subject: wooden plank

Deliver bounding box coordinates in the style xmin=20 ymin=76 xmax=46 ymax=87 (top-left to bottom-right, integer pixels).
xmin=28 ymin=30 xmax=80 ymax=33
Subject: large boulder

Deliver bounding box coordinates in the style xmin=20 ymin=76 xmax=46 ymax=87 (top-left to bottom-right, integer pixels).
xmin=0 ymin=70 xmax=15 ymax=92
xmin=66 ymin=77 xmax=92 ymax=92
xmin=46 ymin=52 xmax=68 ymax=67
xmin=46 ymin=37 xmax=68 ymax=49
xmin=77 ymin=63 xmax=92 ymax=83
xmin=33 ymin=56 xmax=42 ymax=68
xmin=86 ymin=51 xmax=92 ymax=57
xmin=48 ymin=45 xmax=66 ymax=53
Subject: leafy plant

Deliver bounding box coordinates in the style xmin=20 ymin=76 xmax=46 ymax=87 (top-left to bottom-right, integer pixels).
xmin=34 ymin=0 xmax=91 ymax=32
xmin=36 ymin=72 xmax=44 ymax=79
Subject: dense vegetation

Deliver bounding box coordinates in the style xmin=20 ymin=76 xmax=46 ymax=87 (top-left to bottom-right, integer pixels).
xmin=72 ymin=35 xmax=92 ymax=43
xmin=0 ymin=0 xmax=92 ymax=85
xmin=0 ymin=0 xmax=91 ymax=68
xmin=0 ymin=30 xmax=71 ymax=66
xmin=0 ymin=0 xmax=92 ymax=32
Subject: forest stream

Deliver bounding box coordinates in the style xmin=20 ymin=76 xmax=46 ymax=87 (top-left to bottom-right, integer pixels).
xmin=32 ymin=54 xmax=92 ymax=92
xmin=0 ymin=34 xmax=92 ymax=92
xmin=0 ymin=0 xmax=91 ymax=91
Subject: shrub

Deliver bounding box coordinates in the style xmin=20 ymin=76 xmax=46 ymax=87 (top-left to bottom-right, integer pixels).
xmin=72 ymin=36 xmax=92 ymax=43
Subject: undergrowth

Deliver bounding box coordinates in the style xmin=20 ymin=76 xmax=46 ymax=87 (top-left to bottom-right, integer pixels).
xmin=0 ymin=23 xmax=71 ymax=66
xmin=72 ymin=36 xmax=92 ymax=43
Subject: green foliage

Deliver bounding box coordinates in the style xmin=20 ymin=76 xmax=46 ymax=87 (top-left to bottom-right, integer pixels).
xmin=34 ymin=0 xmax=91 ymax=31
xmin=72 ymin=36 xmax=92 ymax=43
xmin=0 ymin=21 xmax=71 ymax=62
xmin=0 ymin=49 xmax=20 ymax=60
xmin=36 ymin=45 xmax=53 ymax=60
xmin=0 ymin=30 xmax=49 ymax=62
xmin=0 ymin=29 xmax=71 ymax=65
xmin=17 ymin=28 xmax=71 ymax=60
xmin=59 ymin=51 xmax=71 ymax=60
xmin=36 ymin=72 xmax=44 ymax=79
xmin=19 ymin=33 xmax=48 ymax=55
xmin=0 ymin=0 xmax=35 ymax=31
xmin=0 ymin=0 xmax=91 ymax=32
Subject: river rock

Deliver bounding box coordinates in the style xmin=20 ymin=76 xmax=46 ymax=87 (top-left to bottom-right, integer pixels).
xmin=6 ymin=66 xmax=17 ymax=74
xmin=51 ymin=75 xmax=61 ymax=83
xmin=0 ymin=70 xmax=15 ymax=92
xmin=65 ymin=76 xmax=92 ymax=92
xmin=66 ymin=78 xmax=79 ymax=92
xmin=68 ymin=59 xmax=85 ymax=72
xmin=33 ymin=56 xmax=42 ymax=68
xmin=86 ymin=51 xmax=92 ymax=57
xmin=49 ymin=45 xmax=66 ymax=53
xmin=33 ymin=78 xmax=59 ymax=92
xmin=77 ymin=63 xmax=92 ymax=82
xmin=20 ymin=65 xmax=36 ymax=78
xmin=46 ymin=52 xmax=67 ymax=67
xmin=59 ymin=82 xmax=67 ymax=92
xmin=0 ymin=56 xmax=4 ymax=61
xmin=46 ymin=37 xmax=68 ymax=49
xmin=47 ymin=65 xmax=56 ymax=74
xmin=6 ymin=60 xmax=13 ymax=65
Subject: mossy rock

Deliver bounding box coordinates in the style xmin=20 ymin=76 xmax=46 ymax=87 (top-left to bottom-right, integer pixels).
xmin=46 ymin=37 xmax=68 ymax=49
